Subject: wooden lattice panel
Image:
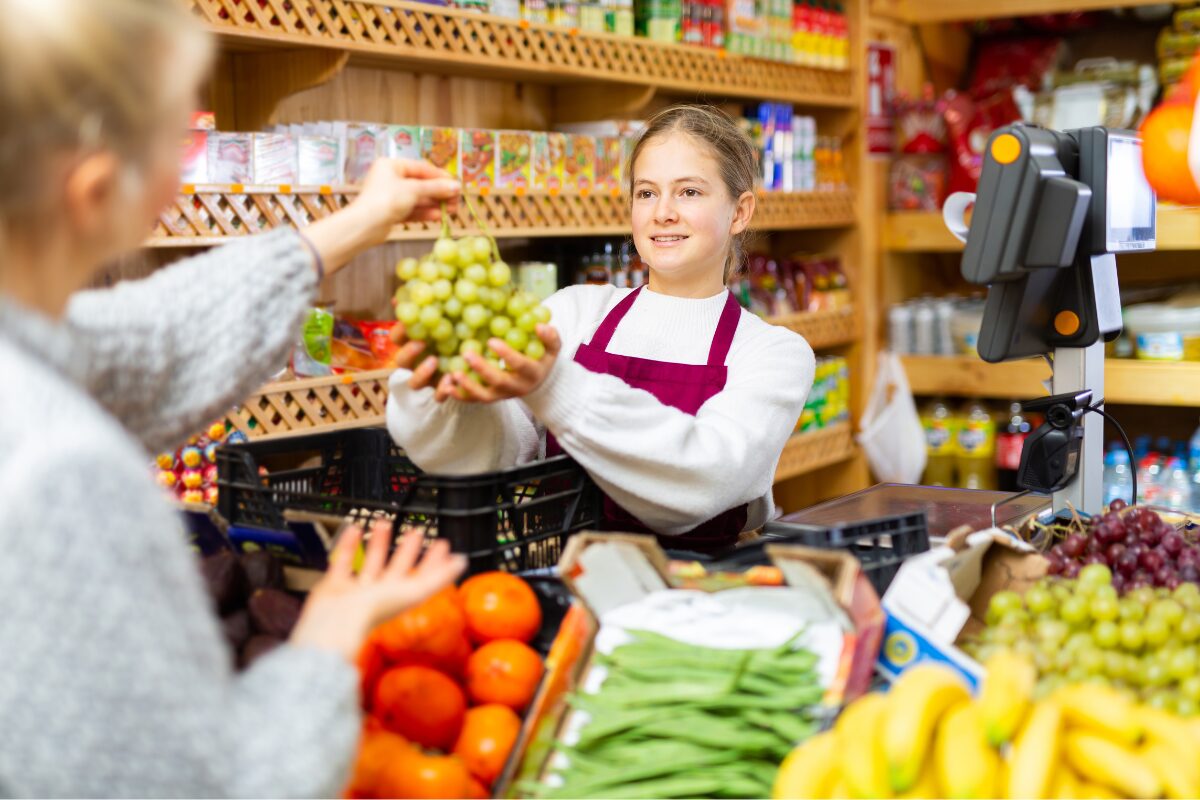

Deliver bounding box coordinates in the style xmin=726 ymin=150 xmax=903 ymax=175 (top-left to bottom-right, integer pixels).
xmin=768 ymin=306 xmax=857 ymax=349
xmin=188 ymin=0 xmax=854 ymax=106
xmin=225 ymin=368 xmax=394 ymax=440
xmin=148 ymin=187 xmax=854 ymax=245
xmin=774 ymin=422 xmax=855 ymax=483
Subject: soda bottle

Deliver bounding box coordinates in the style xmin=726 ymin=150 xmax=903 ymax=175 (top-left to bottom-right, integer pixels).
xmin=1163 ymin=457 xmax=1193 ymax=512
xmin=1103 ymin=444 xmax=1133 ymax=509
xmin=955 ymin=400 xmax=997 ymax=490
xmin=995 ymin=401 xmax=1032 ymax=492
xmin=920 ymin=398 xmax=957 ymax=487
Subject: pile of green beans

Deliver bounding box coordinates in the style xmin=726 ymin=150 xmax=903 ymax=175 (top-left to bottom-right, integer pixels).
xmin=523 ymin=630 xmax=823 ymax=799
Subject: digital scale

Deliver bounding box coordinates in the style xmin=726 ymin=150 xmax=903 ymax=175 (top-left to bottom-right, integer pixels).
xmin=943 ymin=123 xmax=1158 ymax=515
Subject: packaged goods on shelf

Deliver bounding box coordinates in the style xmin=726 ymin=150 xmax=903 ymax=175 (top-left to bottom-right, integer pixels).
xmin=636 ymin=0 xmax=681 ymax=43
xmin=741 ymin=106 xmax=825 ymax=192
xmin=531 ymin=132 xmax=565 ymax=192
xmin=344 ymin=123 xmax=385 ymax=184
xmin=152 ymin=421 xmax=241 ymax=508
xmin=297 ymin=134 xmax=342 ymax=186
xmin=888 ymin=297 xmax=983 ymax=356
xmin=180 ymin=129 xmax=209 ymax=184
xmin=1159 ymin=7 xmax=1200 ymax=94
xmin=563 ymin=134 xmax=597 ymax=191
xmin=522 ymin=0 xmax=549 ymax=23
xmin=461 ymin=129 xmax=498 ymax=191
xmin=1123 ymin=302 xmax=1200 ymax=362
xmin=738 ymin=252 xmax=849 ymax=318
xmin=207 ymin=132 xmax=254 ymax=184
xmin=253 ymin=133 xmax=299 ymax=185
xmin=497 ymin=131 xmax=534 ymax=190
xmin=516 ymin=262 xmax=559 ymax=300
xmin=385 ymin=124 xmax=422 ymax=161
xmin=422 ymin=126 xmax=462 ymax=181
xmin=796 ymin=356 xmax=850 ymax=432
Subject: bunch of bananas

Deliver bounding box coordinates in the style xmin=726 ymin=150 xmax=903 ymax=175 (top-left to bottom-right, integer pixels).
xmin=773 ymin=653 xmax=1200 ymax=799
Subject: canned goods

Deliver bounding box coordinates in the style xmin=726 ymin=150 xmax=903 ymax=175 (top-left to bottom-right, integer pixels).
xmin=935 ymin=299 xmax=956 ymax=356
xmin=888 ymin=303 xmax=913 ymax=354
xmin=913 ymin=302 xmax=936 ymax=356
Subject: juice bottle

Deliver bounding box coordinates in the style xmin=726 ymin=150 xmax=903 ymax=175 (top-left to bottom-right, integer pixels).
xmin=995 ymin=400 xmax=1031 ymax=492
xmin=956 ymin=400 xmax=998 ymax=490
xmin=920 ymin=398 xmax=957 ymax=487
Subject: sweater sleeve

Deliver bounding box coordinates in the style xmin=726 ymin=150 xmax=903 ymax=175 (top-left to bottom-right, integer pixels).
xmin=0 ymin=438 xmax=361 ymax=798
xmin=522 ymin=323 xmax=815 ymax=536
xmin=386 ymin=369 xmax=540 ymax=474
xmin=64 ymin=229 xmax=317 ymax=454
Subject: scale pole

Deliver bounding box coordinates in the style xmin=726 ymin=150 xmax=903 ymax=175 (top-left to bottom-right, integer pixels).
xmin=1051 ymin=342 xmax=1106 ymax=515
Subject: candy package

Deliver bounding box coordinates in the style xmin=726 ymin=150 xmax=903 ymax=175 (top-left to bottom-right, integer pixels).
xmin=497 ymin=130 xmax=533 ymax=190
xmin=461 ymin=129 xmax=497 ymax=190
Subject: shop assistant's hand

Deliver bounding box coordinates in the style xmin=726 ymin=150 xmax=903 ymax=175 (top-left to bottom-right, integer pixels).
xmin=388 ymin=322 xmax=443 ymax=393
xmin=289 ymin=521 xmax=466 ymax=663
xmin=443 ymin=324 xmax=561 ymax=404
xmin=303 ymin=159 xmax=460 ymax=277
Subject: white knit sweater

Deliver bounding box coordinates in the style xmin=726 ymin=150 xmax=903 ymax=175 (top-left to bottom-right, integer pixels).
xmin=387 ymin=284 xmax=816 ymax=535
xmin=0 ymin=230 xmax=359 ymax=798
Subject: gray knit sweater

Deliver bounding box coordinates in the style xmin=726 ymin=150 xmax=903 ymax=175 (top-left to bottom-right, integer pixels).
xmin=0 ymin=230 xmax=360 ymax=798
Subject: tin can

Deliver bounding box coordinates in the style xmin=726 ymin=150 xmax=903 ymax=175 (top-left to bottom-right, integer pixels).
xmin=913 ymin=302 xmax=936 ymax=356
xmin=935 ymin=298 xmax=956 ymax=356
xmin=888 ymin=303 xmax=913 ymax=354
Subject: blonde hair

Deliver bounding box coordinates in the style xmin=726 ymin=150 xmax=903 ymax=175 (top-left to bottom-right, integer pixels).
xmin=627 ymin=105 xmax=759 ymax=284
xmin=0 ymin=0 xmax=212 ymax=235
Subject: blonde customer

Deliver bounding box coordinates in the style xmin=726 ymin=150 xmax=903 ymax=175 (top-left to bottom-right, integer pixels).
xmin=0 ymin=0 xmax=466 ymax=795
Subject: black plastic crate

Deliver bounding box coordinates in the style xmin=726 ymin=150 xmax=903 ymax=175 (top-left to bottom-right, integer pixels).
xmin=756 ymin=511 xmax=930 ymax=595
xmin=217 ymin=428 xmax=600 ymax=575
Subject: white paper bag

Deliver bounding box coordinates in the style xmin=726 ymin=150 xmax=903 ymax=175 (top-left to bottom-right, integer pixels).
xmin=857 ymin=351 xmax=927 ymax=483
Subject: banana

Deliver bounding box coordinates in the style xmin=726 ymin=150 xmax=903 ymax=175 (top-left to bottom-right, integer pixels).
xmin=835 ymin=692 xmax=892 ymax=798
xmin=1142 ymin=741 xmax=1200 ymax=800
xmin=772 ymin=731 xmax=840 ymax=800
xmin=978 ymin=649 xmax=1036 ymax=747
xmin=1006 ymin=699 xmax=1063 ymax=800
xmin=1049 ymin=766 xmax=1079 ymax=800
xmin=935 ymin=701 xmax=1000 ymax=799
xmin=1075 ymin=779 xmax=1121 ymax=799
xmin=1062 ymin=731 xmax=1162 ymax=800
xmin=883 ymin=665 xmax=971 ymax=792
xmin=1140 ymin=705 xmax=1200 ymax=778
xmin=1054 ymin=683 xmax=1143 ymax=745
xmin=898 ymin=758 xmax=940 ymax=800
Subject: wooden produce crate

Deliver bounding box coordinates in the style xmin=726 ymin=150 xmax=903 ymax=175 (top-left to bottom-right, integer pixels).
xmin=224 ymin=368 xmax=394 ymax=441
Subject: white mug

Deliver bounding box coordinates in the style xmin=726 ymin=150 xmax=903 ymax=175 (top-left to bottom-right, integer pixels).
xmin=942 ymin=191 xmax=977 ymax=244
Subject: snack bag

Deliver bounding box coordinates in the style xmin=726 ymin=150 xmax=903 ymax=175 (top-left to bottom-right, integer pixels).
xmin=461 ymin=129 xmax=497 ymax=190
xmin=497 ymin=130 xmax=533 ymax=190
xmin=421 ymin=127 xmax=461 ymax=181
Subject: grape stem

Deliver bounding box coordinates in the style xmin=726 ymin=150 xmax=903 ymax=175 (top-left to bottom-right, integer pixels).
xmin=440 ymin=201 xmax=451 ymax=239
xmin=463 ymin=195 xmax=502 ymax=263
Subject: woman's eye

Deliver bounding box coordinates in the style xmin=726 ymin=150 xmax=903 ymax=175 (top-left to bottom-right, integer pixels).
xmin=681 ymin=188 xmax=701 ymax=197
xmin=637 ymin=190 xmax=655 ymax=199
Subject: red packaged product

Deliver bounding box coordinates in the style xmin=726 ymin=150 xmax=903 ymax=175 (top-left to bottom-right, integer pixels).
xmin=968 ymin=36 xmax=1065 ymax=96
xmin=943 ymin=89 xmax=1022 ymax=196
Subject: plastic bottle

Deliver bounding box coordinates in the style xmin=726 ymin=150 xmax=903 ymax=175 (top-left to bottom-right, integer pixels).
xmin=995 ymin=401 xmax=1031 ymax=492
xmin=1138 ymin=454 xmax=1164 ymax=506
xmin=1103 ymin=445 xmax=1133 ymax=508
xmin=1189 ymin=418 xmax=1200 ymax=510
xmin=955 ymin=400 xmax=998 ymax=490
xmin=1163 ymin=457 xmax=1193 ymax=512
xmin=920 ymin=398 xmax=957 ymax=487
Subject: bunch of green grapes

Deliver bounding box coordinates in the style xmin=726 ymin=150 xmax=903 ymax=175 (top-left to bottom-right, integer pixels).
xmin=393 ymin=234 xmax=551 ymax=383
xmin=964 ymin=563 xmax=1200 ymax=715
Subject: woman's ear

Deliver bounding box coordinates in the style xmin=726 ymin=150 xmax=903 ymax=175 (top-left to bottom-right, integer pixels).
xmin=730 ymin=189 xmax=755 ymax=236
xmin=62 ymin=151 xmax=123 ymax=240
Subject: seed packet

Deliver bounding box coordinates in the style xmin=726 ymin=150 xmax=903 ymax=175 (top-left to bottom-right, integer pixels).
xmin=297 ymin=135 xmax=342 ymax=186
xmin=596 ymin=136 xmax=624 ymax=192
xmin=497 ymin=130 xmax=533 ymax=190
xmin=564 ymin=134 xmax=597 ymax=191
xmin=180 ymin=130 xmax=209 ymax=184
xmin=460 ymin=129 xmax=497 ymax=190
xmin=538 ymin=132 xmax=567 ymax=191
xmin=207 ymin=133 xmax=254 ymax=185
xmin=385 ymin=125 xmax=422 ymax=160
xmin=253 ymin=133 xmax=298 ymax=185
xmin=344 ymin=124 xmax=384 ymax=184
xmin=421 ymin=127 xmax=461 ymax=181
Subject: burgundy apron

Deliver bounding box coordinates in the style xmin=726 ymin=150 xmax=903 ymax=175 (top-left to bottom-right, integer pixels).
xmin=546 ymin=286 xmax=748 ymax=554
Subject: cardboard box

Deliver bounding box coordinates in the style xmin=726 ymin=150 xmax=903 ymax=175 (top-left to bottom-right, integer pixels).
xmin=385 ymin=124 xmax=422 ymax=161
xmin=497 ymin=130 xmax=533 ymax=190
xmin=297 ymin=135 xmax=342 ymax=186
xmin=180 ymin=130 xmax=209 ymax=184
xmin=344 ymin=123 xmax=384 ymax=184
xmin=499 ymin=533 xmax=885 ymax=796
xmin=421 ymin=126 xmax=461 ymax=181
xmin=253 ymin=133 xmax=298 ymax=186
xmin=207 ymin=132 xmax=254 ymax=185
xmin=877 ymin=527 xmax=1049 ymax=689
xmin=461 ymin=128 xmax=497 ymax=190
xmin=564 ymin=134 xmax=596 ymax=191
xmin=595 ymin=136 xmax=624 ymax=192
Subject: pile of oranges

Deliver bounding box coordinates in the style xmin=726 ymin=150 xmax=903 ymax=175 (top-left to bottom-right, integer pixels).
xmin=346 ymin=572 xmax=547 ymax=799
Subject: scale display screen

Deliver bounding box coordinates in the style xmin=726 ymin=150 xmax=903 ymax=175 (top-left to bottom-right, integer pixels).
xmin=1106 ymin=135 xmax=1156 ymax=252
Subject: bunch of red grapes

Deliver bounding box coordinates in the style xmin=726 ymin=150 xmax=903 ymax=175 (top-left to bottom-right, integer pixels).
xmin=1046 ymin=499 xmax=1200 ymax=593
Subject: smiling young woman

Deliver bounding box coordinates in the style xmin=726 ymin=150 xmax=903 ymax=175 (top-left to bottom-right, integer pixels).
xmin=387 ymin=105 xmax=816 ymax=554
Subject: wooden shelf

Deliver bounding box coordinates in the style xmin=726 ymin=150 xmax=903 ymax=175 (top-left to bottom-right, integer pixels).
xmin=148 ymin=186 xmax=856 ymax=246
xmin=884 ymin=205 xmax=1200 ymax=253
xmin=774 ymin=422 xmax=856 ymax=483
xmin=190 ymin=0 xmax=855 ymax=107
xmin=766 ymin=306 xmax=858 ymax=349
xmin=901 ymin=355 xmax=1200 ymax=407
xmin=226 ymin=368 xmax=393 ymax=441
xmin=871 ymin=0 xmax=1176 ymax=24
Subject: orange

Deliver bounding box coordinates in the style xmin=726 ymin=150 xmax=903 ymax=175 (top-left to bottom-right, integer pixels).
xmin=453 ymin=704 xmax=522 ymax=786
xmin=373 ymin=665 xmax=467 ymax=751
xmin=460 ymin=572 xmax=542 ymax=644
xmin=391 ymin=751 xmax=472 ymax=799
xmin=374 ymin=586 xmax=467 ymax=674
xmin=464 ymin=776 xmax=489 ymax=799
xmin=356 ymin=638 xmax=387 ymax=712
xmin=465 ymin=639 xmax=545 ymax=712
xmin=1140 ymin=102 xmax=1200 ymax=205
xmin=344 ymin=726 xmax=410 ymax=799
